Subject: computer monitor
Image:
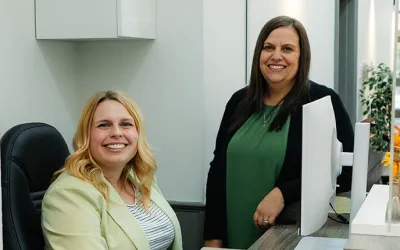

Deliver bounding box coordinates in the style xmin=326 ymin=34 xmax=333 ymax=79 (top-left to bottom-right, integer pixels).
xmin=300 ymin=96 xmax=370 ymax=236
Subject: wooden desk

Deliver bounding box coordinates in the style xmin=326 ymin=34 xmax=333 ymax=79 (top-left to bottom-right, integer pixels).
xmin=248 ymin=214 xmax=349 ymax=250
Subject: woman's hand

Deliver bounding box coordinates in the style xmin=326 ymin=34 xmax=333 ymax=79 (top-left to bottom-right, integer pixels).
xmin=204 ymin=239 xmax=223 ymax=248
xmin=253 ymin=187 xmax=285 ymax=228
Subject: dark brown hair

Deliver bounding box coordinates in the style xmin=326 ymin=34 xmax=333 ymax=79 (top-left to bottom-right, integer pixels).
xmin=230 ymin=15 xmax=311 ymax=133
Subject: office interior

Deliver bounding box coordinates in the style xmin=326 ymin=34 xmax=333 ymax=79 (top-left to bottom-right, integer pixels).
xmin=1 ymin=0 xmax=400 ymax=249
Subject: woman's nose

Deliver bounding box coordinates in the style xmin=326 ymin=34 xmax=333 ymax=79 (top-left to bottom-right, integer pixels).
xmin=110 ymin=125 xmax=123 ymax=137
xmin=272 ymin=49 xmax=282 ymax=60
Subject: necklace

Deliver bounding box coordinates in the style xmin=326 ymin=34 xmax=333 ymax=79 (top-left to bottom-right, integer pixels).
xmin=114 ymin=181 xmax=135 ymax=196
xmin=115 ymin=182 xmax=137 ymax=204
xmin=263 ymin=107 xmax=279 ymax=127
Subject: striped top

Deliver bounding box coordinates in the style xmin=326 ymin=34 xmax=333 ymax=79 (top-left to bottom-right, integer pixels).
xmin=126 ymin=192 xmax=175 ymax=250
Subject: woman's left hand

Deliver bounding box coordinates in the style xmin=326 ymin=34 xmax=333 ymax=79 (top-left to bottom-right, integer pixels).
xmin=253 ymin=187 xmax=285 ymax=228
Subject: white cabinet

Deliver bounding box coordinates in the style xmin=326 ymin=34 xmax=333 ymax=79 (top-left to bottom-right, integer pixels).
xmin=35 ymin=0 xmax=156 ymax=40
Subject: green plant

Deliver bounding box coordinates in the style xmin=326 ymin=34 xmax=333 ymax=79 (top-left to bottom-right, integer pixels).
xmin=360 ymin=63 xmax=393 ymax=152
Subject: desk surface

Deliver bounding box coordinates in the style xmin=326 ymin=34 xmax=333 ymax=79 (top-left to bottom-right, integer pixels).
xmin=248 ymin=214 xmax=349 ymax=250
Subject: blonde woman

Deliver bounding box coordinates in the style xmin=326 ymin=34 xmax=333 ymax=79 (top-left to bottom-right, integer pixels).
xmin=41 ymin=90 xmax=182 ymax=250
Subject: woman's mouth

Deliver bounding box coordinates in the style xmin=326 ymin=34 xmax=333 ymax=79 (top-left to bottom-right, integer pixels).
xmin=105 ymin=144 xmax=126 ymax=149
xmin=268 ymin=64 xmax=286 ymax=70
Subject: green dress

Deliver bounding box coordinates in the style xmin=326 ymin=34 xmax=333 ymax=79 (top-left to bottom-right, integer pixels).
xmin=226 ymin=105 xmax=290 ymax=249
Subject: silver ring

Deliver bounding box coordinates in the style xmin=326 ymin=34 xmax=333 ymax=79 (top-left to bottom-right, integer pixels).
xmin=262 ymin=220 xmax=269 ymax=225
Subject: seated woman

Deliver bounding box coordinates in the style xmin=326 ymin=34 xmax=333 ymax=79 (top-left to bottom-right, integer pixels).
xmin=42 ymin=90 xmax=183 ymax=250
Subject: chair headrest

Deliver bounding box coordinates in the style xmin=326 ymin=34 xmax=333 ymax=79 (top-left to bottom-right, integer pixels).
xmin=1 ymin=122 xmax=70 ymax=192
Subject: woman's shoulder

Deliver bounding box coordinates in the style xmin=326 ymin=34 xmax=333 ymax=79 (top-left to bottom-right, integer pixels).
xmin=308 ymin=80 xmax=338 ymax=100
xmin=226 ymin=86 xmax=248 ymax=108
xmin=49 ymin=170 xmax=95 ymax=188
xmin=232 ymin=87 xmax=247 ymax=99
xmin=44 ymin=171 xmax=103 ymax=203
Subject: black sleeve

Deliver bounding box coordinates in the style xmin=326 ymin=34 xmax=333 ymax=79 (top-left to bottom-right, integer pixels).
xmin=276 ymin=88 xmax=354 ymax=205
xmin=330 ymin=90 xmax=355 ymax=193
xmin=203 ymin=90 xmax=242 ymax=241
xmin=276 ymin=179 xmax=301 ymax=206
xmin=275 ymin=107 xmax=303 ymax=206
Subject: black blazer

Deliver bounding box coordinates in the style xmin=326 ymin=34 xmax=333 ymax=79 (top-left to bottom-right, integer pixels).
xmin=203 ymin=81 xmax=354 ymax=243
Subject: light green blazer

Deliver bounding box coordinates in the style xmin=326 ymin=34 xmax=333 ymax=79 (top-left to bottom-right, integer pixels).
xmin=41 ymin=171 xmax=183 ymax=250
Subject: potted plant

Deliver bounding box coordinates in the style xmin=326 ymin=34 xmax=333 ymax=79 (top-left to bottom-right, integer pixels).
xmin=360 ymin=62 xmax=393 ymax=185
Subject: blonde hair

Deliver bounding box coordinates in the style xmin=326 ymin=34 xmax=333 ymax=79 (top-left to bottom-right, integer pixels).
xmin=53 ymin=90 xmax=156 ymax=208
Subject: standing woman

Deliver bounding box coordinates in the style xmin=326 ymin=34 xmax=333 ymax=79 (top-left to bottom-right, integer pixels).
xmin=203 ymin=16 xmax=354 ymax=249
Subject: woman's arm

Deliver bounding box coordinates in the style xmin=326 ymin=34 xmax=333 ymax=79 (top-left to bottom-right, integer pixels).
xmin=42 ymin=185 xmax=108 ymax=250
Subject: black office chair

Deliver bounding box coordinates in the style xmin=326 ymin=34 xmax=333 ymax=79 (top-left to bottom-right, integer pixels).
xmin=1 ymin=123 xmax=70 ymax=250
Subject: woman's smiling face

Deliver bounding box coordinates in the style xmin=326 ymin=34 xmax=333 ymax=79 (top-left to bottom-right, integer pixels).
xmin=259 ymin=26 xmax=300 ymax=87
xmin=89 ymin=100 xmax=139 ymax=170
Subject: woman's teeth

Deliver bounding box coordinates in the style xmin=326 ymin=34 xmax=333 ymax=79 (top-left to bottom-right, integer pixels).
xmin=269 ymin=65 xmax=285 ymax=69
xmin=106 ymin=144 xmax=126 ymax=149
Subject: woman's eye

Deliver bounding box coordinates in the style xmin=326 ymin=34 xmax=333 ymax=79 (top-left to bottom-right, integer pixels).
xmin=283 ymin=47 xmax=293 ymax=52
xmin=98 ymin=124 xmax=110 ymax=128
xmin=263 ymin=45 xmax=273 ymax=51
xmin=121 ymin=122 xmax=133 ymax=127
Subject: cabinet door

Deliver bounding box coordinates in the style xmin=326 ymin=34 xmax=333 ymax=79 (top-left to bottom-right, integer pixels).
xmin=36 ymin=0 xmax=117 ymax=39
xmin=117 ymin=0 xmax=156 ymax=39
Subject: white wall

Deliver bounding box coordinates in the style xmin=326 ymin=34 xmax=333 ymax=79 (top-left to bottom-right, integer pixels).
xmin=202 ymin=0 xmax=246 ymax=200
xmin=357 ymin=0 xmax=395 ymax=121
xmin=0 ymin=0 xmax=79 ymax=150
xmin=247 ymin=0 xmax=336 ymax=88
xmin=357 ymin=0 xmax=395 ymax=177
xmin=76 ymin=0 xmax=205 ymax=203
xmin=1 ymin=0 xmax=342 ymax=204
xmin=0 ymin=0 xmax=246 ymax=204
xmin=76 ymin=0 xmax=247 ymax=203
